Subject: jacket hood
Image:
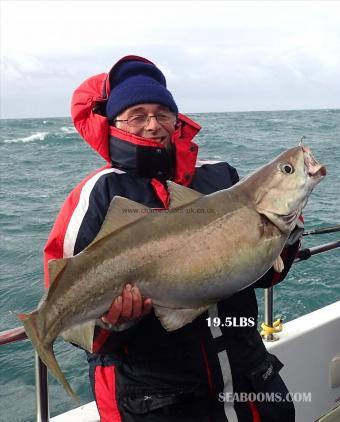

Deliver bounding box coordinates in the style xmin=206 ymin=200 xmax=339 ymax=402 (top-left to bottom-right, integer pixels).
xmin=71 ymin=55 xmax=201 ymax=185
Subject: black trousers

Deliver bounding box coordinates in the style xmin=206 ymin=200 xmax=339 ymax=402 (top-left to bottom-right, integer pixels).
xmin=233 ymin=374 xmax=295 ymax=422
xmin=119 ymin=375 xmax=295 ymax=422
xmin=253 ymin=374 xmax=295 ymax=421
xmin=89 ymin=360 xmax=294 ymax=421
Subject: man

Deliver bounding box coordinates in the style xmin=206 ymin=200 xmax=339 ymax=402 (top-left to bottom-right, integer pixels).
xmin=44 ymin=55 xmax=298 ymax=421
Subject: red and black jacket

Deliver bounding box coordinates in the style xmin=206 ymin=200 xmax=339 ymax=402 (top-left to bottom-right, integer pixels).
xmin=44 ymin=56 xmax=298 ymax=421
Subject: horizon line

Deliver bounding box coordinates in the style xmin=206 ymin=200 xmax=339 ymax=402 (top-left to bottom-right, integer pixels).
xmin=1 ymin=107 xmax=339 ymax=121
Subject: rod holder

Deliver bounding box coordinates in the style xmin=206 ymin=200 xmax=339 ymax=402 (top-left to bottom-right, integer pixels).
xmin=262 ymin=287 xmax=279 ymax=342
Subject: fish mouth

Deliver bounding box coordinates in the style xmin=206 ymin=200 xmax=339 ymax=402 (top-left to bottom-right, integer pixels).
xmin=303 ymin=146 xmax=326 ymax=178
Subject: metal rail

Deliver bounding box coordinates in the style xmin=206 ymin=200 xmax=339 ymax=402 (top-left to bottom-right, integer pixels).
xmin=303 ymin=224 xmax=340 ymax=236
xmin=0 ymin=326 xmax=27 ymax=345
xmin=0 ymin=328 xmax=49 ymax=422
xmin=294 ymin=240 xmax=340 ymax=263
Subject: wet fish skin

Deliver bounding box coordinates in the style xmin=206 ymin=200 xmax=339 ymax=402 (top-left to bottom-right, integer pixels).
xmin=18 ymin=145 xmax=326 ymax=399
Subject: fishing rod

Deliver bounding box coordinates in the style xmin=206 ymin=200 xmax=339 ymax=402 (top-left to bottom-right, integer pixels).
xmin=294 ymin=240 xmax=340 ymax=263
xmin=303 ymin=224 xmax=340 ymax=236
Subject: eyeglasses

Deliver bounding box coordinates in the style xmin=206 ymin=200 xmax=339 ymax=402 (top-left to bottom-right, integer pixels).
xmin=114 ymin=112 xmax=177 ymax=128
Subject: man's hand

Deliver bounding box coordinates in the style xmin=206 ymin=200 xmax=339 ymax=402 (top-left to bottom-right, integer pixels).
xmin=101 ymin=284 xmax=152 ymax=327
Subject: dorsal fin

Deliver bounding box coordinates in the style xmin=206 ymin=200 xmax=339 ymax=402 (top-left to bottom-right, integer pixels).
xmin=84 ymin=196 xmax=150 ymax=250
xmin=166 ymin=181 xmax=203 ymax=209
xmin=48 ymin=197 xmax=149 ymax=286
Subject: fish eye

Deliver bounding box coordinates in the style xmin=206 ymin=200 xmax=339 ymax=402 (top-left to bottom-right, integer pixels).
xmin=279 ymin=163 xmax=295 ymax=174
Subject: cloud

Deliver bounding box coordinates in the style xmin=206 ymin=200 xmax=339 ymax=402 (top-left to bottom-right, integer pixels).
xmin=1 ymin=1 xmax=340 ymax=117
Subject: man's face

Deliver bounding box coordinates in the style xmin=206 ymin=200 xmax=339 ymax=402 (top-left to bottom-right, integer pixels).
xmin=114 ymin=103 xmax=177 ymax=151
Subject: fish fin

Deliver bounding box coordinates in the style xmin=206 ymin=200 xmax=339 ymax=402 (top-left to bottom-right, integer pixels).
xmin=61 ymin=321 xmax=96 ymax=352
xmin=154 ymin=304 xmax=209 ymax=331
xmin=166 ymin=181 xmax=203 ymax=209
xmin=84 ymin=196 xmax=150 ymax=250
xmin=47 ymin=195 xmax=147 ymax=292
xmin=17 ymin=311 xmax=79 ymax=401
xmin=273 ymin=255 xmax=284 ymax=273
xmin=48 ymin=258 xmax=68 ymax=286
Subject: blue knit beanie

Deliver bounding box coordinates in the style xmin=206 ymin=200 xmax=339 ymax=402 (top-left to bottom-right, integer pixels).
xmin=105 ymin=60 xmax=178 ymax=120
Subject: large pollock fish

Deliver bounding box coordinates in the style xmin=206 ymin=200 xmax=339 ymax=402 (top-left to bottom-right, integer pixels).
xmin=18 ymin=145 xmax=326 ymax=399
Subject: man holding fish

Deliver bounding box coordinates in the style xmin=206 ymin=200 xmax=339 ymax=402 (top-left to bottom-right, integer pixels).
xmin=36 ymin=56 xmax=325 ymax=421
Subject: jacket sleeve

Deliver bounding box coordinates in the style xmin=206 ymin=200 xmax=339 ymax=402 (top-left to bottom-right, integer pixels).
xmin=43 ymin=168 xmax=138 ymax=353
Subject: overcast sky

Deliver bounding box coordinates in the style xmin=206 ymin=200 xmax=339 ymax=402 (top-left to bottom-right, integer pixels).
xmin=1 ymin=0 xmax=340 ymax=118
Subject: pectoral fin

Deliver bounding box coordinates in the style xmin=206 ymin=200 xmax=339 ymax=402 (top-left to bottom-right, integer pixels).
xmin=273 ymin=255 xmax=284 ymax=273
xmin=154 ymin=304 xmax=209 ymax=331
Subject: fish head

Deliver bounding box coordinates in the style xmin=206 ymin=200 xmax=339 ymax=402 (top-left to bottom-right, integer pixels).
xmin=253 ymin=146 xmax=326 ymax=233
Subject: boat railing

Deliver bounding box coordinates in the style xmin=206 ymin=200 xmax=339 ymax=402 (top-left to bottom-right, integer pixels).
xmin=0 ymin=239 xmax=338 ymax=421
xmin=0 ymin=327 xmax=49 ymax=422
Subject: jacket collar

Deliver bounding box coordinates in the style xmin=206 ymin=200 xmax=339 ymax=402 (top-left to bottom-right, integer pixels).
xmin=109 ymin=128 xmax=174 ymax=181
xmin=108 ymin=114 xmax=200 ymax=185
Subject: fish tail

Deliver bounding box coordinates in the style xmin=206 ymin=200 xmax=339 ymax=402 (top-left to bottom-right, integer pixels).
xmin=17 ymin=311 xmax=79 ymax=401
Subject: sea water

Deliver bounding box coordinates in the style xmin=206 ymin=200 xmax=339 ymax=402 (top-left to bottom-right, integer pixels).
xmin=0 ymin=109 xmax=339 ymax=421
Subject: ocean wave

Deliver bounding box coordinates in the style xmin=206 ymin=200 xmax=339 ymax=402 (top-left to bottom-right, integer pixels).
xmin=60 ymin=126 xmax=77 ymax=134
xmin=3 ymin=132 xmax=49 ymax=144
